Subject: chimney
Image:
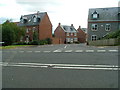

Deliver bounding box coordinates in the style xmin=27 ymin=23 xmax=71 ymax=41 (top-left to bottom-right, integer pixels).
xmin=71 ymin=24 xmax=73 ymax=27
xmin=58 ymin=23 xmax=61 ymax=26
xmin=79 ymin=26 xmax=81 ymax=29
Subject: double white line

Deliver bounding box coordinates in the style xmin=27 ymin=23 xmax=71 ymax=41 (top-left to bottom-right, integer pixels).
xmin=0 ymin=62 xmax=119 ymax=71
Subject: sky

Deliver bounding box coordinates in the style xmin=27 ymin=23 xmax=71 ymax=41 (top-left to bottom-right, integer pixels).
xmin=0 ymin=0 xmax=119 ymax=32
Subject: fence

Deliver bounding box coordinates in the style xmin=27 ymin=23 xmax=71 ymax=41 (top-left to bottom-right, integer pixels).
xmin=88 ymin=38 xmax=120 ymax=46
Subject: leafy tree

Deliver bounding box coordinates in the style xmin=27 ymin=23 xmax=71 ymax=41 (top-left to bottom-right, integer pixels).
xmin=2 ymin=20 xmax=25 ymax=45
xmin=33 ymin=31 xmax=38 ymax=41
xmin=103 ymin=30 xmax=120 ymax=39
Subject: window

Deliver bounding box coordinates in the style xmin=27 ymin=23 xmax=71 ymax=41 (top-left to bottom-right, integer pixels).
xmin=26 ymin=28 xmax=29 ymax=33
xmin=74 ymin=33 xmax=77 ymax=36
xmin=91 ymin=35 xmax=97 ymax=41
xmin=33 ymin=17 xmax=37 ymax=22
xmin=33 ymin=27 xmax=36 ymax=32
xmin=74 ymin=38 xmax=78 ymax=42
xmin=67 ymin=33 xmax=69 ymax=36
xmin=92 ymin=11 xmax=99 ymax=19
xmin=66 ymin=38 xmax=70 ymax=42
xmin=105 ymin=24 xmax=111 ymax=31
xmin=71 ymin=33 xmax=73 ymax=36
xmin=91 ymin=24 xmax=98 ymax=31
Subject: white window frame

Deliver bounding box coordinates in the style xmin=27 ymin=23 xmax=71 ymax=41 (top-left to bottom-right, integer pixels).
xmin=91 ymin=35 xmax=97 ymax=41
xmin=26 ymin=28 xmax=29 ymax=33
xmin=93 ymin=14 xmax=98 ymax=19
xmin=105 ymin=24 xmax=111 ymax=31
xmin=91 ymin=24 xmax=98 ymax=31
xmin=67 ymin=33 xmax=69 ymax=36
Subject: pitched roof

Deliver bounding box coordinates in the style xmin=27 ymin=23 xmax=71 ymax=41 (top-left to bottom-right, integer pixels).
xmin=18 ymin=12 xmax=46 ymax=26
xmin=60 ymin=25 xmax=77 ymax=33
xmin=88 ymin=7 xmax=119 ymax=21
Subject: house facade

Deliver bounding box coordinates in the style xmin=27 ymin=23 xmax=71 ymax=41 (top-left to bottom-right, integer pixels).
xmin=18 ymin=11 xmax=52 ymax=42
xmin=87 ymin=7 xmax=120 ymax=41
xmin=54 ymin=23 xmax=78 ymax=44
xmin=54 ymin=23 xmax=86 ymax=44
xmin=77 ymin=26 xmax=87 ymax=43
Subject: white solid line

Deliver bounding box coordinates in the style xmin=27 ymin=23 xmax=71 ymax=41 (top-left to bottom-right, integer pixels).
xmin=97 ymin=50 xmax=106 ymax=52
xmin=75 ymin=50 xmax=83 ymax=52
xmin=86 ymin=50 xmax=94 ymax=52
xmin=64 ymin=50 xmax=72 ymax=52
xmin=7 ymin=62 xmax=118 ymax=68
xmin=52 ymin=66 xmax=119 ymax=71
xmin=109 ymin=50 xmax=118 ymax=52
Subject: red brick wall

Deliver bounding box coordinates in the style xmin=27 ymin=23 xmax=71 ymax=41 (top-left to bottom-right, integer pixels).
xmin=77 ymin=28 xmax=86 ymax=43
xmin=54 ymin=25 xmax=66 ymax=43
xmin=26 ymin=26 xmax=39 ymax=41
xmin=39 ymin=13 xmax=52 ymax=40
xmin=52 ymin=37 xmax=63 ymax=44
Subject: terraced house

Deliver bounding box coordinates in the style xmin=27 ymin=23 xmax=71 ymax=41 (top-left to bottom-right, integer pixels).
xmin=18 ymin=11 xmax=52 ymax=42
xmin=87 ymin=7 xmax=120 ymax=41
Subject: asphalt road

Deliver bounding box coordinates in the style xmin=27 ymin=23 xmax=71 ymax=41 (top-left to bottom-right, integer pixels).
xmin=1 ymin=44 xmax=119 ymax=88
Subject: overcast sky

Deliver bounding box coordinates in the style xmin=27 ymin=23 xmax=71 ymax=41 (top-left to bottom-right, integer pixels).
xmin=0 ymin=0 xmax=119 ymax=31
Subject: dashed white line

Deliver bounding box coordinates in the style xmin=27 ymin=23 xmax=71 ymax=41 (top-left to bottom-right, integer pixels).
xmin=75 ymin=50 xmax=83 ymax=52
xmin=26 ymin=51 xmax=32 ymax=53
xmin=86 ymin=50 xmax=94 ymax=52
xmin=34 ymin=51 xmax=41 ymax=53
xmin=97 ymin=50 xmax=106 ymax=52
xmin=43 ymin=51 xmax=51 ymax=53
xmin=19 ymin=51 xmax=24 ymax=53
xmin=64 ymin=45 xmax=67 ymax=48
xmin=109 ymin=50 xmax=118 ymax=52
xmin=53 ymin=50 xmax=62 ymax=52
xmin=64 ymin=50 xmax=72 ymax=52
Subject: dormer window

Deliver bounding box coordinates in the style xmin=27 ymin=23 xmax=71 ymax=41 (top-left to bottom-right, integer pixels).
xmin=20 ymin=16 xmax=27 ymax=23
xmin=92 ymin=11 xmax=99 ymax=19
xmin=33 ymin=15 xmax=37 ymax=22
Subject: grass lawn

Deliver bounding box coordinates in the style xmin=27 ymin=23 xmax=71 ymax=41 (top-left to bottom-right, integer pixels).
xmin=0 ymin=45 xmax=34 ymax=49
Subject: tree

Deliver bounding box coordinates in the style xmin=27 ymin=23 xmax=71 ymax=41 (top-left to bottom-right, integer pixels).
xmin=2 ymin=20 xmax=25 ymax=45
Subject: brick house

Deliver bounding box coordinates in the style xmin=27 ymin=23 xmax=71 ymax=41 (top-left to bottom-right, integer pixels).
xmin=54 ymin=23 xmax=79 ymax=44
xmin=18 ymin=11 xmax=52 ymax=42
xmin=87 ymin=7 xmax=120 ymax=41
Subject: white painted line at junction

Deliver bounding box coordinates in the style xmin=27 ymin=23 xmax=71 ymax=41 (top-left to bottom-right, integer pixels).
xmin=64 ymin=50 xmax=72 ymax=52
xmin=75 ymin=50 xmax=83 ymax=52
xmin=97 ymin=50 xmax=106 ymax=52
xmin=86 ymin=50 xmax=94 ymax=52
xmin=109 ymin=50 xmax=118 ymax=52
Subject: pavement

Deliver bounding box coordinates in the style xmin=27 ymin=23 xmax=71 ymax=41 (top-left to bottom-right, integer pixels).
xmin=0 ymin=44 xmax=119 ymax=88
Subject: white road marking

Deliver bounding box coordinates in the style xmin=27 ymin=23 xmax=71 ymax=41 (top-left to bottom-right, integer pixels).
xmin=97 ymin=50 xmax=106 ymax=52
xmin=19 ymin=51 xmax=24 ymax=53
xmin=53 ymin=50 xmax=62 ymax=52
xmin=64 ymin=45 xmax=67 ymax=48
xmin=109 ymin=50 xmax=118 ymax=52
xmin=1 ymin=62 xmax=119 ymax=71
xmin=26 ymin=51 xmax=32 ymax=53
xmin=34 ymin=51 xmax=41 ymax=53
xmin=75 ymin=50 xmax=83 ymax=52
xmin=43 ymin=51 xmax=51 ymax=53
xmin=64 ymin=50 xmax=72 ymax=52
xmin=86 ymin=50 xmax=94 ymax=52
